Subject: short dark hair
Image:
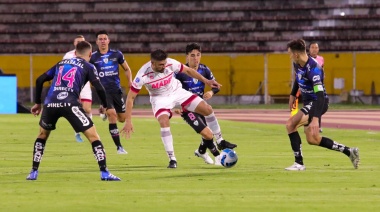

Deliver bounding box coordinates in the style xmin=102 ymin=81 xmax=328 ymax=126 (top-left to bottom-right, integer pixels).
xmin=287 ymin=39 xmax=306 ymax=52
xmin=309 ymin=41 xmax=319 ymax=48
xmin=185 ymin=43 xmax=201 ymax=55
xmin=75 ymin=41 xmax=92 ymax=55
xmin=151 ymin=49 xmax=168 ymax=61
xmin=96 ymin=30 xmax=108 ymax=38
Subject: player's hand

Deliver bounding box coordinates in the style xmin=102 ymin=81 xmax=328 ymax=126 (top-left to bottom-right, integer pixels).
xmin=31 ymin=104 xmax=41 ymax=116
xmin=121 ymin=121 xmax=134 ymax=139
xmin=207 ymin=79 xmax=222 ymax=89
xmin=203 ymin=91 xmax=214 ymax=100
xmin=309 ymin=118 xmax=320 ymax=136
xmin=99 ymin=105 xmax=105 ymax=114
xmin=173 ymin=108 xmax=183 ymax=115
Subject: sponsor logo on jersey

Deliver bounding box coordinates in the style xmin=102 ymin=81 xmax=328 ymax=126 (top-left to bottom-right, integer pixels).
xmin=57 ymin=91 xmax=69 ymax=100
xmin=312 ymin=75 xmax=321 ymax=82
xmin=298 ymin=74 xmax=302 ymax=80
xmin=151 ymin=77 xmax=172 ymax=89
xmin=47 ymin=102 xmax=71 ymax=107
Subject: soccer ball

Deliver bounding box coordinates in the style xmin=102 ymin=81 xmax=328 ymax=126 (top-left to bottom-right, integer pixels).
xmin=220 ymin=148 xmax=238 ymax=168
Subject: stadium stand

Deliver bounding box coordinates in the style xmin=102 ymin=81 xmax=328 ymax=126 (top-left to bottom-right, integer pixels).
xmin=0 ymin=0 xmax=379 ymax=53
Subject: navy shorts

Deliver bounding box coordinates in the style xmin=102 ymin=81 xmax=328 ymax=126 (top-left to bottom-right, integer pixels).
xmin=300 ymin=98 xmax=329 ymax=126
xmin=106 ymin=93 xmax=125 ymax=113
xmin=39 ymin=103 xmax=93 ymax=133
xmin=181 ymin=111 xmax=208 ymax=134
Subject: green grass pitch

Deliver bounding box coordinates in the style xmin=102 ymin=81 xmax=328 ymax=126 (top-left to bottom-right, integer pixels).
xmin=1 ymin=114 xmax=380 ymax=211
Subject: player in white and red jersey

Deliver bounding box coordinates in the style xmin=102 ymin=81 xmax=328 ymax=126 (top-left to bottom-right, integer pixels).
xmin=121 ymin=49 xmax=231 ymax=168
xmin=63 ymin=35 xmax=93 ymax=143
xmin=309 ymin=41 xmax=325 ymax=132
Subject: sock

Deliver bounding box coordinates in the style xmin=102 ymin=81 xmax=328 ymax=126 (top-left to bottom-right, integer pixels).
xmin=161 ymin=127 xmax=176 ymax=161
xmin=109 ymin=123 xmax=122 ymax=148
xmin=319 ymin=137 xmax=350 ymax=156
xmin=202 ymin=138 xmax=220 ymax=156
xmin=92 ymin=140 xmax=107 ymax=171
xmin=198 ymin=138 xmax=208 ymax=154
xmin=204 ymin=112 xmax=224 ymax=143
xmin=31 ymin=138 xmax=46 ymax=170
xmin=288 ymin=132 xmax=303 ymax=165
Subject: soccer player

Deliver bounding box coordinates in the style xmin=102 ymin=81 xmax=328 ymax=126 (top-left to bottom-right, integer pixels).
xmin=26 ymin=41 xmax=120 ymax=181
xmin=309 ymin=41 xmax=325 ymax=132
xmin=121 ymin=49 xmax=233 ymax=169
xmin=63 ymin=35 xmax=92 ymax=143
xmin=174 ymin=43 xmax=237 ymax=165
xmin=285 ymin=39 xmax=359 ymax=171
xmin=90 ymin=30 xmax=133 ymax=154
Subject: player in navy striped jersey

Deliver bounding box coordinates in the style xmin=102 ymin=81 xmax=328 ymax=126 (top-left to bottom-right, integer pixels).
xmin=90 ymin=30 xmax=133 ymax=154
xmin=175 ymin=43 xmax=237 ymax=165
xmin=285 ymin=39 xmax=359 ymax=171
xmin=26 ymin=41 xmax=120 ymax=181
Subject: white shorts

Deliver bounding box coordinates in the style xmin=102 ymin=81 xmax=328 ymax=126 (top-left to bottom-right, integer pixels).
xmin=80 ymin=82 xmax=92 ymax=102
xmin=150 ymin=88 xmax=203 ymax=118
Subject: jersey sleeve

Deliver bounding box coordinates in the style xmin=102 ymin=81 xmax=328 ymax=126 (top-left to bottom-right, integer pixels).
xmin=117 ymin=50 xmax=126 ymax=64
xmin=308 ymin=66 xmax=324 ymax=93
xmin=45 ymin=65 xmax=57 ymax=78
xmin=130 ymin=68 xmax=145 ymax=93
xmin=87 ymin=64 xmax=100 ymax=83
xmin=168 ymin=58 xmax=184 ymax=74
xmin=204 ymin=65 xmax=216 ymax=80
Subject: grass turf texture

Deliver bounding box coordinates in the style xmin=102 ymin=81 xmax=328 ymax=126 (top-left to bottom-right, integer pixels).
xmin=1 ymin=114 xmax=379 ymax=211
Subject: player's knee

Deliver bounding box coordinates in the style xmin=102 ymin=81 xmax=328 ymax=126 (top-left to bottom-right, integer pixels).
xmin=157 ymin=115 xmax=170 ymax=127
xmin=305 ymin=134 xmax=320 ymax=145
xmin=200 ymin=128 xmax=213 ymax=140
xmin=285 ymin=120 xmax=295 ymax=132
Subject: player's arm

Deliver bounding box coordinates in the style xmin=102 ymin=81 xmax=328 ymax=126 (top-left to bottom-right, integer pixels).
xmin=310 ymin=68 xmax=325 ymax=135
xmin=203 ymin=67 xmax=220 ymax=100
xmin=121 ymin=61 xmax=133 ymax=87
xmin=181 ymin=65 xmax=221 ymax=89
xmin=32 ymin=72 xmax=54 ymax=116
xmin=91 ymin=80 xmax=108 ymax=109
xmin=288 ymin=80 xmax=299 ymax=111
xmin=121 ymin=89 xmax=138 ymax=139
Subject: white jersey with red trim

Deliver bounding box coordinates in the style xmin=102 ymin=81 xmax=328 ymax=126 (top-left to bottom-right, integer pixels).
xmin=131 ymin=58 xmax=184 ymax=96
xmin=63 ymin=49 xmax=76 ymax=60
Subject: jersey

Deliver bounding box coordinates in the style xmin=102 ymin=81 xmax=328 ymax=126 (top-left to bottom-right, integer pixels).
xmin=44 ymin=58 xmax=99 ymax=105
xmin=175 ymin=63 xmax=215 ymax=98
xmin=90 ymin=49 xmax=125 ymax=93
xmin=131 ymin=58 xmax=184 ymax=96
xmin=63 ymin=49 xmax=75 ymax=60
xmin=314 ymin=55 xmax=324 ymax=67
xmin=293 ymin=56 xmax=328 ymax=102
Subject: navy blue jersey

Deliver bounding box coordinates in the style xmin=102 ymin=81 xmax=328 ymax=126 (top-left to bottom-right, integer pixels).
xmin=90 ymin=49 xmax=125 ymax=93
xmin=175 ymin=63 xmax=215 ymax=97
xmin=293 ymin=56 xmax=328 ymax=102
xmin=44 ymin=57 xmax=99 ymax=105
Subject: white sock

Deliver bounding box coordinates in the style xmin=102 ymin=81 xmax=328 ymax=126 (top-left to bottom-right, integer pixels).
xmin=161 ymin=127 xmax=176 ymax=161
xmin=204 ymin=112 xmax=224 ymax=143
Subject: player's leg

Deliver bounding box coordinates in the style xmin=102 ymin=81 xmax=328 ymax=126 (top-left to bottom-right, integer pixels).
xmin=105 ymin=93 xmax=126 ymax=154
xmin=156 ymin=111 xmax=177 ymax=168
xmin=304 ymin=101 xmax=359 ymax=169
xmin=186 ymin=98 xmax=237 ymax=150
xmin=74 ymin=83 xmax=92 ymax=143
xmin=67 ymin=105 xmax=120 ymax=180
xmin=181 ymin=111 xmax=216 ymax=164
xmin=27 ymin=106 xmax=56 ymax=180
